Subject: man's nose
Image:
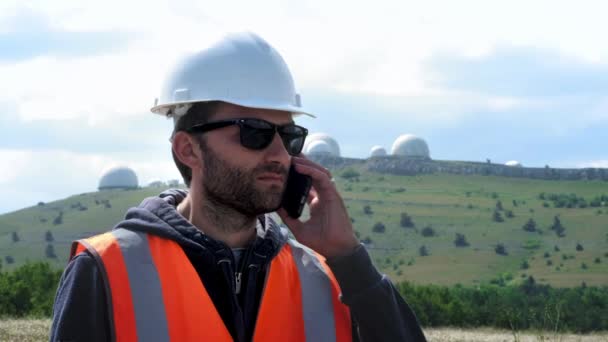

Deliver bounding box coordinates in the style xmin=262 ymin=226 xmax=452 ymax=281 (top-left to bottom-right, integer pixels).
xmin=264 ymin=132 xmax=291 ymax=162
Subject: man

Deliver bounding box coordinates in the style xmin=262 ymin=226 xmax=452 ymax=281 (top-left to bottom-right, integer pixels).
xmin=51 ymin=32 xmax=426 ymax=341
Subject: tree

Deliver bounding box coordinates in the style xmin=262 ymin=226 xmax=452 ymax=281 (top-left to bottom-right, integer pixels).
xmin=522 ymin=218 xmax=537 ymax=232
xmin=505 ymin=210 xmax=514 ymax=218
xmin=495 ymin=243 xmax=508 ymax=255
xmin=340 ymin=168 xmax=360 ymax=180
xmin=421 ymin=226 xmax=436 ymax=237
xmin=495 ymin=200 xmax=503 ymax=211
xmin=45 ymin=244 xmax=57 ymax=259
xmin=492 ymin=210 xmax=504 ymax=223
xmin=576 ymin=243 xmax=584 ymax=251
xmin=372 ymin=222 xmax=385 ymax=233
xmin=400 ymin=212 xmax=415 ymax=228
xmin=520 ymin=260 xmax=529 ymax=269
xmin=454 ymin=233 xmax=469 ymax=247
xmin=5 ymin=255 xmax=15 ymax=264
xmin=11 ymin=231 xmax=19 ymax=243
xmin=44 ymin=230 xmax=54 ymax=242
xmin=551 ymin=215 xmax=566 ymax=237
xmin=419 ymin=245 xmax=429 ymax=257
xmin=53 ymin=211 xmax=64 ymax=225
xmin=363 ymin=205 xmax=373 ymax=215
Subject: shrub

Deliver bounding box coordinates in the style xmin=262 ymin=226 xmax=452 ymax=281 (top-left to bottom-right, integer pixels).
xmin=419 ymin=245 xmax=429 ymax=257
xmin=44 ymin=230 xmax=54 ymax=242
xmin=340 ymin=168 xmax=360 ymax=180
xmin=454 ymin=233 xmax=469 ymax=247
xmin=37 ymin=201 xmax=45 ymax=206
xmin=492 ymin=210 xmax=504 ymax=222
xmin=581 ymin=262 xmax=588 ymax=270
xmin=467 ymin=204 xmax=474 ymax=209
xmin=520 ymin=260 xmax=529 ymax=269
xmin=53 ymin=211 xmax=64 ymax=225
xmin=45 ymin=244 xmax=57 ymax=259
xmin=546 ymin=260 xmax=553 ymax=266
xmin=11 ymin=231 xmax=19 ymax=243
xmin=594 ymin=257 xmax=601 ymax=264
xmin=363 ymin=205 xmax=373 ymax=215
xmin=495 ymin=200 xmax=503 ymax=211
xmin=512 ymin=199 xmax=518 ymax=207
xmin=421 ymin=226 xmax=436 ymax=237
xmin=505 ymin=210 xmax=514 ymax=218
xmin=522 ymin=239 xmax=541 ymax=250
xmin=400 ymin=212 xmax=415 ymax=228
xmin=491 ymin=192 xmax=499 ymax=199
xmin=5 ymin=255 xmax=15 ymax=264
xmin=543 ymin=252 xmax=550 ymax=258
xmin=522 ymin=218 xmax=537 ymax=232
xmin=554 ymin=245 xmax=560 ymax=252
xmin=372 ymin=222 xmax=385 ymax=233
xmin=362 ymin=236 xmax=373 ymax=244
xmin=576 ymin=243 xmax=584 ymax=251
xmin=495 ymin=243 xmax=508 ymax=256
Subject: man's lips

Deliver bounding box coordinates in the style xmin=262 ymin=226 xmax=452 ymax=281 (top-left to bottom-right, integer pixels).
xmin=257 ymin=173 xmax=285 ymax=182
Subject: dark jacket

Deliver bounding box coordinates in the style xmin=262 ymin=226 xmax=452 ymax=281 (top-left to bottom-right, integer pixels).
xmin=50 ymin=189 xmax=426 ymax=341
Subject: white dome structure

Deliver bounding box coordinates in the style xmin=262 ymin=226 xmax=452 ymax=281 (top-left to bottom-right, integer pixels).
xmin=505 ymin=160 xmax=523 ymax=167
xmin=303 ymin=133 xmax=340 ymax=157
xmin=369 ymin=145 xmax=387 ymax=157
xmin=306 ymin=140 xmax=333 ymax=156
xmin=391 ymin=134 xmax=430 ymax=159
xmin=98 ymin=166 xmax=139 ymax=190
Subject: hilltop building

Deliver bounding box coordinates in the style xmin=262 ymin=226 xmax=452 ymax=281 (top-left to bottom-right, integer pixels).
xmin=98 ymin=166 xmax=139 ymax=190
xmin=505 ymin=160 xmax=523 ymax=167
xmin=370 ymin=145 xmax=387 ymax=157
xmin=391 ymin=134 xmax=430 ymax=159
xmin=303 ymin=133 xmax=340 ymax=157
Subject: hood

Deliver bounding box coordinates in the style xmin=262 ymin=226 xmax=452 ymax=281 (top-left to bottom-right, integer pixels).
xmin=112 ymin=188 xmax=288 ymax=258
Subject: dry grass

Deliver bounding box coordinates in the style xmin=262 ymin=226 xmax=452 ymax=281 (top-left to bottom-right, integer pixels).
xmin=1 ymin=319 xmax=607 ymax=341
xmin=425 ymin=327 xmax=608 ymax=342
xmin=0 ymin=319 xmax=49 ymax=342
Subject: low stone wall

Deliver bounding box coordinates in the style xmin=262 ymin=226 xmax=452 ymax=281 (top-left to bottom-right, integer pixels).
xmin=308 ymin=155 xmax=608 ymax=181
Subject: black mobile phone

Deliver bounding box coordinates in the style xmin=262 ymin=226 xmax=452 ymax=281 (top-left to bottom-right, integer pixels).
xmin=281 ymin=164 xmax=313 ymax=219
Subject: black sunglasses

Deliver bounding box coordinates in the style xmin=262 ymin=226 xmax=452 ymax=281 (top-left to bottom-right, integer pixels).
xmin=186 ymin=118 xmax=308 ymax=156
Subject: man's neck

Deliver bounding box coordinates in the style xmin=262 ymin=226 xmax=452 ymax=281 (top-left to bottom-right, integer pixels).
xmin=177 ymin=193 xmax=257 ymax=248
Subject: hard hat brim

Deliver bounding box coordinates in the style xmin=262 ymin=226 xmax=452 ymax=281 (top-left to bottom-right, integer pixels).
xmin=151 ymin=99 xmax=316 ymax=118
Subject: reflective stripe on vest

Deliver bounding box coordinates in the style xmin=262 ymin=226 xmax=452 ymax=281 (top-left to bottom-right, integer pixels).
xmin=71 ymin=229 xmax=352 ymax=342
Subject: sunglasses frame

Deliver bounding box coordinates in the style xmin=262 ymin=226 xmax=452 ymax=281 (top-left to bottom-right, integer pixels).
xmin=186 ymin=118 xmax=308 ymax=156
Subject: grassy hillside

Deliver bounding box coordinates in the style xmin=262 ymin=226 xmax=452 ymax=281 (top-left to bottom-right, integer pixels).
xmin=1 ymin=167 xmax=607 ymax=287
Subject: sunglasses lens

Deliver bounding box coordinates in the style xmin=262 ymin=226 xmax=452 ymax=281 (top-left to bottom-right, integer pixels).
xmin=280 ymin=125 xmax=307 ymax=155
xmin=241 ymin=120 xmax=275 ymax=149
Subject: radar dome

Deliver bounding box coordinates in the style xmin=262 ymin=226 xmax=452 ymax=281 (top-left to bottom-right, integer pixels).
xmin=370 ymin=145 xmax=387 ymax=157
xmin=303 ymin=133 xmax=340 ymax=157
xmin=391 ymin=134 xmax=430 ymax=159
xmin=98 ymin=166 xmax=139 ymax=190
xmin=505 ymin=160 xmax=522 ymax=167
xmin=307 ymin=140 xmax=333 ymax=155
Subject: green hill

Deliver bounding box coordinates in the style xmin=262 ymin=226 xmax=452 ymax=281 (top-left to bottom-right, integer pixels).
xmin=1 ymin=167 xmax=607 ymax=287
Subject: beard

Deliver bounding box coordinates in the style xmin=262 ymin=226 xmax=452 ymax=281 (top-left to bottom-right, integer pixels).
xmin=199 ymin=145 xmax=288 ymax=217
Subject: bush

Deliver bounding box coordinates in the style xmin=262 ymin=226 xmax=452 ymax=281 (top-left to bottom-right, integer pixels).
xmin=546 ymin=260 xmax=553 ymax=266
xmin=554 ymin=245 xmax=560 ymax=252
xmin=576 ymin=243 xmax=584 ymax=251
xmin=495 ymin=200 xmax=503 ymax=211
xmin=467 ymin=204 xmax=474 ymax=209
xmin=400 ymin=212 xmax=415 ymax=228
xmin=340 ymin=168 xmax=360 ymax=180
xmin=362 ymin=236 xmax=373 ymax=244
xmin=520 ymin=260 xmax=529 ymax=269
xmin=581 ymin=262 xmax=588 ymax=270
xmin=372 ymin=222 xmax=385 ymax=233
xmin=495 ymin=243 xmax=508 ymax=255
xmin=11 ymin=231 xmax=19 ymax=243
xmin=522 ymin=218 xmax=537 ymax=232
xmin=421 ymin=226 xmax=436 ymax=237
xmin=492 ymin=210 xmax=504 ymax=222
xmin=419 ymin=245 xmax=429 ymax=257
xmin=594 ymin=257 xmax=601 ymax=264
xmin=53 ymin=211 xmax=64 ymax=225
xmin=454 ymin=233 xmax=469 ymax=247
xmin=363 ymin=205 xmax=373 ymax=215
xmin=543 ymin=252 xmax=550 ymax=258
xmin=5 ymin=255 xmax=15 ymax=264
xmin=45 ymin=244 xmax=57 ymax=259
xmin=44 ymin=230 xmax=54 ymax=242
xmin=505 ymin=210 xmax=514 ymax=218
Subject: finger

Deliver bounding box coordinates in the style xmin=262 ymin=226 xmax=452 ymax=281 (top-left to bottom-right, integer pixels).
xmin=306 ymin=187 xmax=319 ymax=205
xmin=294 ymin=163 xmax=335 ymax=192
xmin=292 ymin=156 xmax=332 ymax=178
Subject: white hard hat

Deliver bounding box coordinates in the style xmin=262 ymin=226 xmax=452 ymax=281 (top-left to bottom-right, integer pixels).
xmin=151 ymin=32 xmax=314 ymax=118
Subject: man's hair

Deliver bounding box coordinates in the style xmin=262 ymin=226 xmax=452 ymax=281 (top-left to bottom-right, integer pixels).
xmin=172 ymin=101 xmax=221 ymax=187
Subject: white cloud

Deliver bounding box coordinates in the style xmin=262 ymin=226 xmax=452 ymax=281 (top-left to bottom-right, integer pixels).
xmin=578 ymin=160 xmax=608 ymax=168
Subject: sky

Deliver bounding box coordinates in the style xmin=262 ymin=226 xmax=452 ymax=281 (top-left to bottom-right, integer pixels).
xmin=1 ymin=0 xmax=608 ymax=214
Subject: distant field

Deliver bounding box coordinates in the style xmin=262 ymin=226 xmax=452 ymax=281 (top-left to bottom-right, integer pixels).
xmin=2 ymin=319 xmax=607 ymax=342
xmin=1 ymin=166 xmax=607 ymax=287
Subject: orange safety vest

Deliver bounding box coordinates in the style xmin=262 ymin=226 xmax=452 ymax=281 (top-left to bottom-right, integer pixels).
xmin=71 ymin=228 xmax=352 ymax=342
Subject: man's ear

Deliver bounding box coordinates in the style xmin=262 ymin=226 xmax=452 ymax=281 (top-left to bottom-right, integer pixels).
xmin=172 ymin=132 xmax=202 ymax=170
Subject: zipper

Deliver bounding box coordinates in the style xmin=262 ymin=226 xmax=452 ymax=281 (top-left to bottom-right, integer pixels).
xmin=235 ymin=272 xmax=242 ymax=294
